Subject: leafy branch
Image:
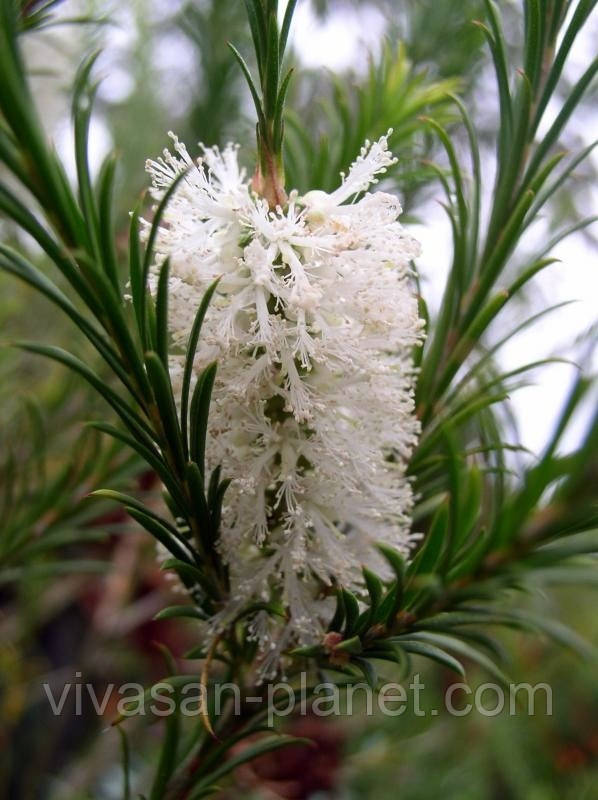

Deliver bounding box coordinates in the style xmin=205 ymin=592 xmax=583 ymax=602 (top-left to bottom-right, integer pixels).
xmin=228 ymin=0 xmax=298 ymax=207
xmin=0 ymin=0 xmax=597 ymax=796
xmin=284 ymin=42 xmax=460 ymax=196
xmin=0 ymin=0 xmax=229 ymax=614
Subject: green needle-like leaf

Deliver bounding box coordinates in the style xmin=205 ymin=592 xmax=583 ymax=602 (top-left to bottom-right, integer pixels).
xmin=189 ymin=362 xmax=218 ymax=476
xmin=181 ymin=278 xmax=221 ymax=457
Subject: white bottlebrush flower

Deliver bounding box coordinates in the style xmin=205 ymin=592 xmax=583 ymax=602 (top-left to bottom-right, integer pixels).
xmin=145 ymin=130 xmax=424 ymax=672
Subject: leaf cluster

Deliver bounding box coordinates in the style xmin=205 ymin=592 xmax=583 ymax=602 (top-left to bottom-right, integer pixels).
xmin=0 ymin=406 xmax=139 ymax=585
xmin=284 ymin=0 xmax=598 ymax=690
xmin=0 ymin=2 xmax=230 ymax=619
xmin=284 ymin=42 xmax=460 ymax=196
xmin=228 ymin=0 xmax=298 ymax=182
